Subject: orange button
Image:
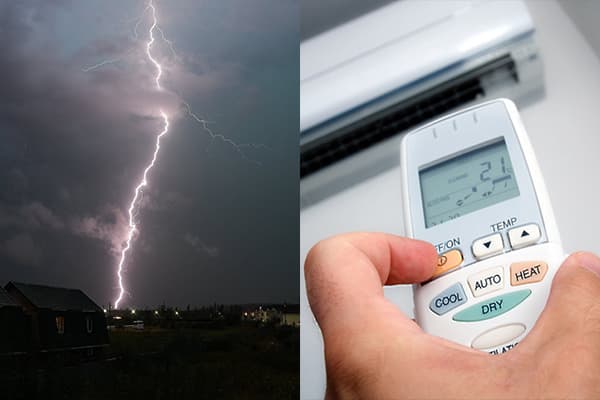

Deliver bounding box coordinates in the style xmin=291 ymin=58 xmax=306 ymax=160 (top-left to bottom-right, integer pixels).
xmin=510 ymin=261 xmax=548 ymax=286
xmin=433 ymin=249 xmax=463 ymax=278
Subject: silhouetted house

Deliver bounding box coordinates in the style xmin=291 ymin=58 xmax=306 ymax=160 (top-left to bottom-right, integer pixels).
xmin=5 ymin=282 xmax=108 ymax=355
xmin=0 ymin=287 xmax=29 ymax=354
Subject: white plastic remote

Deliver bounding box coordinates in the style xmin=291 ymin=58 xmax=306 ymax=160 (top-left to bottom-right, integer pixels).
xmin=400 ymin=98 xmax=564 ymax=354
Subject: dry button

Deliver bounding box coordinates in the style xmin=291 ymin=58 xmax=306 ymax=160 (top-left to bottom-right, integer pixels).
xmin=467 ymin=266 xmax=504 ymax=297
xmin=471 ymin=323 xmax=526 ymax=350
xmin=452 ymin=289 xmax=531 ymax=322
xmin=510 ymin=261 xmax=548 ymax=286
xmin=472 ymin=233 xmax=503 ymax=260
xmin=508 ymin=224 xmax=541 ymax=249
xmin=432 ymin=249 xmax=463 ymax=278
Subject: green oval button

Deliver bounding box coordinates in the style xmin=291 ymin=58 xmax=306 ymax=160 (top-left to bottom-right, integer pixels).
xmin=452 ymin=289 xmax=531 ymax=322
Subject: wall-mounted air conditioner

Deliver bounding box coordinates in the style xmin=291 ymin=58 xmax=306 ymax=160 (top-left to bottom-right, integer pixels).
xmin=300 ymin=0 xmax=542 ymax=205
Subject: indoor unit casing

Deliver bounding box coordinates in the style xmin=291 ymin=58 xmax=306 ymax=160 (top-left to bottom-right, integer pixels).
xmin=300 ymin=0 xmax=542 ymax=205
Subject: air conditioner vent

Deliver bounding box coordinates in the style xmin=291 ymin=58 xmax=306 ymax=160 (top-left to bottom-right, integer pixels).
xmin=300 ymin=55 xmax=517 ymax=177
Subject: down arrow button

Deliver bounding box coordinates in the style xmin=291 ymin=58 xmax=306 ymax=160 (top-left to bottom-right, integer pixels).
xmin=472 ymin=233 xmax=503 ymax=260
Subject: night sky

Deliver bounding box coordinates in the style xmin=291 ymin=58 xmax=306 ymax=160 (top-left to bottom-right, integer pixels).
xmin=0 ymin=0 xmax=298 ymax=308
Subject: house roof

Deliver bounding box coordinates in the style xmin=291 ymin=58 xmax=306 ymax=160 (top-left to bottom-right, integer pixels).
xmin=6 ymin=282 xmax=102 ymax=312
xmin=0 ymin=287 xmax=17 ymax=307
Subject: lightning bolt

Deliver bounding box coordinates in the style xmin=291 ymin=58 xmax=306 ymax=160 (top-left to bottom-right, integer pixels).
xmin=115 ymin=111 xmax=168 ymax=308
xmin=145 ymin=1 xmax=162 ymax=90
xmin=81 ymin=0 xmax=269 ymax=308
xmin=114 ymin=0 xmax=167 ymax=308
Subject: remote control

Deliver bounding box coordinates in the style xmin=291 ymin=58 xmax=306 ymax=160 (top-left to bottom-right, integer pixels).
xmin=400 ymin=98 xmax=564 ymax=354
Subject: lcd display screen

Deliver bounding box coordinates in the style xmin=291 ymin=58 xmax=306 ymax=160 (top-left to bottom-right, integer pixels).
xmin=420 ymin=139 xmax=520 ymax=228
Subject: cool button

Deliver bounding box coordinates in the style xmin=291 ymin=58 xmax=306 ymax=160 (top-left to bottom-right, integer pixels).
xmin=429 ymin=283 xmax=467 ymax=316
xmin=453 ymin=289 xmax=531 ymax=322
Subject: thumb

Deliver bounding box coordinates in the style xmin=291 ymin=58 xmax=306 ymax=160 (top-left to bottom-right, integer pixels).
xmin=524 ymin=252 xmax=600 ymax=352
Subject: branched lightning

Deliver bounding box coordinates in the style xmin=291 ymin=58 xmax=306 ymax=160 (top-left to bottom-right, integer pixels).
xmin=182 ymin=101 xmax=268 ymax=164
xmin=82 ymin=56 xmax=122 ymax=72
xmin=156 ymin=26 xmax=179 ymax=61
xmin=81 ymin=0 xmax=268 ymax=308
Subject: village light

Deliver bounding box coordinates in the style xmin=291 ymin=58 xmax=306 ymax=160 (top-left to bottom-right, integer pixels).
xmin=154 ymin=310 xmax=159 ymax=315
xmin=103 ymin=309 xmax=107 ymax=313
xmin=175 ymin=311 xmax=179 ymax=316
xmin=131 ymin=309 xmax=136 ymax=315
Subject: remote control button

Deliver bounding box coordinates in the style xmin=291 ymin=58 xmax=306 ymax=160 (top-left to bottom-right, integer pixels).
xmin=471 ymin=323 xmax=526 ymax=350
xmin=467 ymin=266 xmax=504 ymax=297
xmin=432 ymin=249 xmax=463 ymax=278
xmin=429 ymin=283 xmax=467 ymax=316
xmin=452 ymin=289 xmax=531 ymax=322
xmin=510 ymin=261 xmax=548 ymax=286
xmin=508 ymin=224 xmax=541 ymax=249
xmin=472 ymin=234 xmax=503 ymax=260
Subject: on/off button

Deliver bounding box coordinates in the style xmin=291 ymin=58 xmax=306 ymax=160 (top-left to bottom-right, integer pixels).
xmin=433 ymin=249 xmax=463 ymax=278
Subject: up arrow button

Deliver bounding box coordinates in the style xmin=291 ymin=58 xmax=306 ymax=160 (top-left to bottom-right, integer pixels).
xmin=508 ymin=224 xmax=541 ymax=249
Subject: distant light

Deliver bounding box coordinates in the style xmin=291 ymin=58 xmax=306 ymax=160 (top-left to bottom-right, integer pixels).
xmin=175 ymin=311 xmax=179 ymax=315
xmin=154 ymin=310 xmax=159 ymax=315
xmin=114 ymin=316 xmax=122 ymax=320
xmin=131 ymin=309 xmax=136 ymax=315
xmin=244 ymin=312 xmax=248 ymax=317
xmin=103 ymin=309 xmax=107 ymax=313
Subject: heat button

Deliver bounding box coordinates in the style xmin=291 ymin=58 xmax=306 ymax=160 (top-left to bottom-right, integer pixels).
xmin=510 ymin=261 xmax=548 ymax=286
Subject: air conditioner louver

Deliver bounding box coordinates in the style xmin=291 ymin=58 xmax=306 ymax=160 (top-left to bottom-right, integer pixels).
xmin=300 ymin=55 xmax=517 ymax=177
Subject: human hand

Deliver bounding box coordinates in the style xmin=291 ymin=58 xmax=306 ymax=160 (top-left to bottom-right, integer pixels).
xmin=305 ymin=232 xmax=600 ymax=399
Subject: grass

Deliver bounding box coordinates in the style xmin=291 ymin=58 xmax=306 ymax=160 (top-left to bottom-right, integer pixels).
xmin=2 ymin=324 xmax=299 ymax=400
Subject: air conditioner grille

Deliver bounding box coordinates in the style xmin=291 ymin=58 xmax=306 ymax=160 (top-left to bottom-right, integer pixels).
xmin=300 ymin=55 xmax=517 ymax=177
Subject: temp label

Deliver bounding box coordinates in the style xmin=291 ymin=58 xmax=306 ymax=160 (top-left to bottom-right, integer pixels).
xmin=490 ymin=217 xmax=518 ymax=232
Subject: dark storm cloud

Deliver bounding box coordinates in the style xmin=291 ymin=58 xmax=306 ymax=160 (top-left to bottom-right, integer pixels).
xmin=0 ymin=0 xmax=298 ymax=307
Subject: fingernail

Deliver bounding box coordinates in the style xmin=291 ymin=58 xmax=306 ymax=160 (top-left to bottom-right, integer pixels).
xmin=574 ymin=252 xmax=600 ymax=277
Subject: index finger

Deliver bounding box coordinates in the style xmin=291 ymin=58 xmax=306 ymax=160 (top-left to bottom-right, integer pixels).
xmin=304 ymin=232 xmax=437 ymax=337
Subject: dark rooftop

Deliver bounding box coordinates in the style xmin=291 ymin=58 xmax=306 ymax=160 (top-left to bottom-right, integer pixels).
xmin=6 ymin=282 xmax=102 ymax=312
xmin=0 ymin=287 xmax=17 ymax=307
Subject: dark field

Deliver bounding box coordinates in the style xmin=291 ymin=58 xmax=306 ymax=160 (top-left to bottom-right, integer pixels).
xmin=1 ymin=325 xmax=299 ymax=400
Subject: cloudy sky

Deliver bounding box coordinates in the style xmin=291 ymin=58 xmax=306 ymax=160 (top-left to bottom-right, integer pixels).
xmin=0 ymin=0 xmax=298 ymax=308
